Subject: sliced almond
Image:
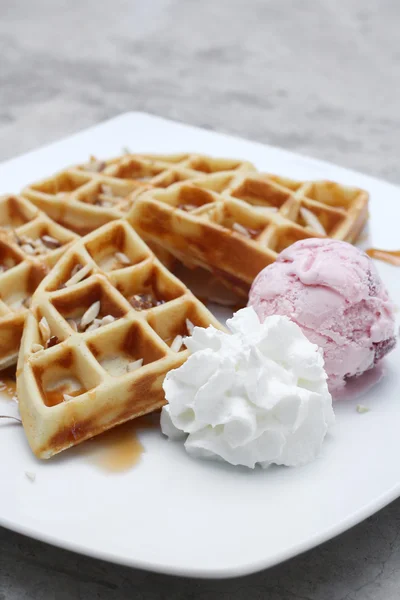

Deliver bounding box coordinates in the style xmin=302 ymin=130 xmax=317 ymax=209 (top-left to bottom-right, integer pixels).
xmin=170 ymin=335 xmax=183 ymax=353
xmin=16 ymin=235 xmax=29 ymax=245
xmin=80 ymin=300 xmax=101 ymax=329
xmin=39 ymin=316 xmax=51 ymax=344
xmin=41 ymin=234 xmax=61 ymax=249
xmin=186 ymin=318 xmax=195 ymax=335
xmin=101 ymin=315 xmax=115 ymax=326
xmin=71 ymin=263 xmax=83 ymax=277
xmin=97 ymin=194 xmax=116 ymax=206
xmin=32 ymin=343 xmax=44 ymax=353
xmin=85 ymin=159 xmax=105 ymax=173
xmin=299 ymin=207 xmax=327 ymax=235
xmin=178 ymin=204 xmax=197 ymax=212
xmin=130 ymin=293 xmax=157 ymax=311
xmin=232 ymin=222 xmax=251 ymax=238
xmin=25 ymin=471 xmax=36 ymax=482
xmin=127 ymin=358 xmax=143 ymax=372
xmin=67 ymin=318 xmax=78 ymax=332
xmin=114 ymin=252 xmax=131 ymax=266
xmin=22 ymin=297 xmax=32 ymax=309
xmin=21 ymin=243 xmax=35 ymax=255
xmin=65 ymin=263 xmax=92 ymax=287
xmin=85 ymin=318 xmax=102 ymax=333
xmin=3 ymin=258 xmax=14 ymax=269
xmin=100 ymin=184 xmax=114 ymax=196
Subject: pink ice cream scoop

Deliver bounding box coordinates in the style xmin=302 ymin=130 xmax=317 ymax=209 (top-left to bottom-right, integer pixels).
xmin=248 ymin=238 xmax=397 ymax=395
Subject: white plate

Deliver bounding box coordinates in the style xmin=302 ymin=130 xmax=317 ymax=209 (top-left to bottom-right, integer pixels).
xmin=0 ymin=112 xmax=399 ymax=579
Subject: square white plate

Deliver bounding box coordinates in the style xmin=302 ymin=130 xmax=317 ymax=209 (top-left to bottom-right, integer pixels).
xmin=0 ymin=112 xmax=399 ymax=579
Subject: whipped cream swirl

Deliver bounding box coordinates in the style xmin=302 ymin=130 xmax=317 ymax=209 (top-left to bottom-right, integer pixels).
xmin=161 ymin=307 xmax=334 ymax=469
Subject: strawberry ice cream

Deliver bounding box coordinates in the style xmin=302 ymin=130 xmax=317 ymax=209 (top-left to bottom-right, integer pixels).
xmin=248 ymin=238 xmax=397 ymax=395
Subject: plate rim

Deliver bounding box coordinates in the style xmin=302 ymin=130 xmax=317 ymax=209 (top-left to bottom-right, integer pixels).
xmin=2 ymin=482 xmax=400 ymax=579
xmin=1 ymin=110 xmax=400 ymax=195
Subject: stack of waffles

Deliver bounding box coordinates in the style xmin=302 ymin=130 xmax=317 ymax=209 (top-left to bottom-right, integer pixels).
xmin=0 ymin=152 xmax=369 ymax=458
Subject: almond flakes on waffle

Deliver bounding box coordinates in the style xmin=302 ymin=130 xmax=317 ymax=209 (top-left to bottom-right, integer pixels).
xmin=21 ymin=153 xmax=256 ymax=235
xmin=128 ymin=170 xmax=369 ymax=296
xmin=17 ymin=219 xmax=222 ymax=458
xmin=0 ymin=194 xmax=78 ymax=369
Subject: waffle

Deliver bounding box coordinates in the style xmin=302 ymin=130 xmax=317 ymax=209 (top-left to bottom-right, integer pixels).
xmin=21 ymin=153 xmax=256 ymax=235
xmin=17 ymin=219 xmax=223 ymax=459
xmin=0 ymin=195 xmax=79 ymax=369
xmin=128 ymin=171 xmax=369 ymax=296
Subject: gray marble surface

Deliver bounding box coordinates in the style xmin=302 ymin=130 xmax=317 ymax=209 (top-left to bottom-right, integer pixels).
xmin=1 ymin=0 xmax=400 ymax=598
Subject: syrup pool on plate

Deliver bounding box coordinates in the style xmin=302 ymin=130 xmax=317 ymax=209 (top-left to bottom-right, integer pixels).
xmin=85 ymin=412 xmax=160 ymax=473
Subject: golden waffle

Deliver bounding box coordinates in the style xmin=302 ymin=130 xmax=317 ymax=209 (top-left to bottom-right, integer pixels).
xmin=21 ymin=153 xmax=256 ymax=235
xmin=129 ymin=171 xmax=369 ymax=296
xmin=17 ymin=219 xmax=222 ymax=459
xmin=0 ymin=195 xmax=79 ymax=369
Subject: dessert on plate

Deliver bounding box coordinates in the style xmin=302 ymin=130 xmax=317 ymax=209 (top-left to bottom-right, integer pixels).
xmin=0 ymin=154 xmax=254 ymax=374
xmin=0 ymin=151 xmax=396 ymax=470
xmin=161 ymin=238 xmax=397 ymax=467
xmin=161 ymin=306 xmax=335 ymax=468
xmin=17 ymin=219 xmax=221 ymax=458
xmin=130 ymin=168 xmax=369 ymax=296
xmin=22 ymin=153 xmax=256 ymax=235
xmin=0 ymin=194 xmax=78 ymax=369
xmin=21 ymin=152 xmax=369 ymax=297
xmin=248 ymin=238 xmax=397 ymax=394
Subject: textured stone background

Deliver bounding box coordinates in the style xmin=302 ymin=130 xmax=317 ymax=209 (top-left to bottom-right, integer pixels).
xmin=1 ymin=0 xmax=400 ymax=598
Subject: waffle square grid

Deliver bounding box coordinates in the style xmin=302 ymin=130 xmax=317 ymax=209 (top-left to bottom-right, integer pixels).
xmin=18 ymin=219 xmax=222 ymax=458
xmin=129 ymin=170 xmax=369 ymax=296
xmin=22 ymin=153 xmax=256 ymax=235
xmin=0 ymin=194 xmax=79 ymax=368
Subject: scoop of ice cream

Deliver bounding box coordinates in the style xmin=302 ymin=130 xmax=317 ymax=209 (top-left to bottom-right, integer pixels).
xmin=249 ymin=238 xmax=397 ymax=394
xmin=161 ymin=307 xmax=334 ymax=469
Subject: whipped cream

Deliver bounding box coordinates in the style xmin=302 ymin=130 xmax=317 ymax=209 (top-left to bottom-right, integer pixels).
xmin=161 ymin=307 xmax=334 ymax=468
